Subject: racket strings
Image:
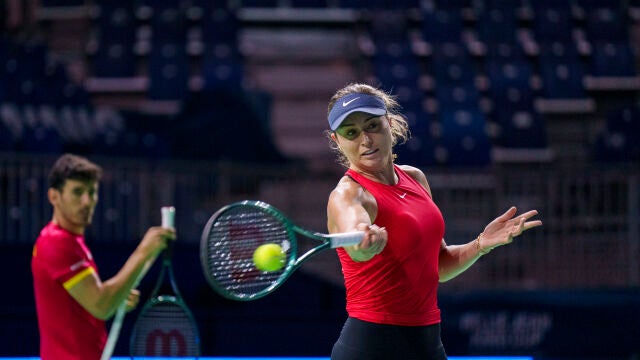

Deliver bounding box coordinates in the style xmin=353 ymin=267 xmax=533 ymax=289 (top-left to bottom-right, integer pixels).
xmin=203 ymin=207 xmax=292 ymax=299
xmin=131 ymin=301 xmax=199 ymax=356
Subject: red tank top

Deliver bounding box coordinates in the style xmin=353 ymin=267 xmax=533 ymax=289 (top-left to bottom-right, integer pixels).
xmin=337 ymin=165 xmax=445 ymax=326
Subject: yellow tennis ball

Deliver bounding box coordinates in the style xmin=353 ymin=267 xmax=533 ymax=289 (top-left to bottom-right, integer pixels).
xmin=253 ymin=243 xmax=285 ymax=272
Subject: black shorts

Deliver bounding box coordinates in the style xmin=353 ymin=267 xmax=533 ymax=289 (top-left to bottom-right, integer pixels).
xmin=331 ymin=317 xmax=448 ymax=360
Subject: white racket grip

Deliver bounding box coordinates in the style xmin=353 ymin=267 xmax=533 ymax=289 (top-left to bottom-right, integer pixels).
xmin=328 ymin=231 xmax=365 ymax=248
xmin=161 ymin=206 xmax=175 ymax=229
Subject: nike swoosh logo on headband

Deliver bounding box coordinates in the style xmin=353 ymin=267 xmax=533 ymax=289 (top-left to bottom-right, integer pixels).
xmin=342 ymin=97 xmax=359 ymax=107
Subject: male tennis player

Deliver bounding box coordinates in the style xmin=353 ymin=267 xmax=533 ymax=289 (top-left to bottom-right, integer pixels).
xmin=31 ymin=153 xmax=175 ymax=360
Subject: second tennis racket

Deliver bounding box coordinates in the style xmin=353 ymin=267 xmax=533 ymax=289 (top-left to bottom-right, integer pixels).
xmin=129 ymin=206 xmax=200 ymax=357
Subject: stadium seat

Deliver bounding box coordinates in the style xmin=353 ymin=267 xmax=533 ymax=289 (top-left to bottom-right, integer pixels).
xmin=532 ymin=5 xmax=574 ymax=44
xmin=147 ymin=42 xmax=190 ymax=100
xmin=369 ymin=12 xmax=421 ymax=89
xmin=606 ymin=104 xmax=640 ymax=133
xmin=592 ymin=104 xmax=640 ymax=162
xmin=395 ymin=83 xmax=426 ymax=109
xmin=485 ymin=59 xmax=546 ymax=148
xmin=431 ymin=43 xmax=476 ymax=86
xmin=581 ymin=2 xmax=629 ymax=43
xmin=538 ymin=61 xmax=586 ymax=99
xmin=373 ymin=56 xmax=422 ymax=89
xmin=201 ymin=8 xmax=240 ymax=52
xmin=22 ymin=126 xmax=63 ymax=154
xmin=435 ymin=83 xmax=482 ymax=111
xmin=395 ymin=92 xmax=438 ymax=167
xmin=395 ymin=130 xmax=438 ymax=167
xmin=199 ymin=7 xmax=243 ymax=89
xmin=369 ymin=9 xmax=411 ymax=46
xmin=484 ymin=40 xmax=528 ymax=63
xmin=592 ymin=130 xmax=636 ymax=162
xmin=588 ymin=41 xmax=637 ymax=77
xmin=44 ymin=62 xmax=90 ymax=106
xmin=374 ymin=38 xmax=415 ymax=62
xmin=486 ymin=59 xmax=534 ymax=112
xmin=492 ymin=107 xmax=547 ymax=148
xmin=421 ymin=8 xmax=464 ymax=45
xmin=150 ymin=2 xmax=188 ymax=43
xmin=90 ymin=2 xmax=137 ymax=78
xmin=537 ymin=42 xmax=587 ymax=98
xmin=474 ymin=6 xmax=519 ymax=45
xmin=438 ymin=109 xmax=492 ymax=166
xmin=202 ymin=57 xmax=245 ymax=90
xmin=2 ymin=42 xmax=49 ymax=104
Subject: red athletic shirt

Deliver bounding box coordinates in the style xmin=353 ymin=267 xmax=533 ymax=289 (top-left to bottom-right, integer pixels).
xmin=337 ymin=165 xmax=446 ymax=326
xmin=31 ymin=222 xmax=106 ymax=360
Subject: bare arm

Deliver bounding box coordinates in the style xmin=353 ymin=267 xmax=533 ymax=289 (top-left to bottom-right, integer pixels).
xmin=437 ymin=239 xmax=481 ymax=282
xmin=66 ymin=226 xmax=174 ymax=320
xmin=327 ymin=176 xmax=387 ymax=262
xmin=439 ymin=207 xmax=542 ymax=282
xmin=399 ymin=165 xmax=543 ymax=282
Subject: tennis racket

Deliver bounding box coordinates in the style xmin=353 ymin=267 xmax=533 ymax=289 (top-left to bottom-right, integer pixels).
xmin=129 ymin=206 xmax=201 ymax=357
xmin=101 ymin=206 xmax=173 ymax=360
xmin=200 ymin=200 xmax=364 ymax=301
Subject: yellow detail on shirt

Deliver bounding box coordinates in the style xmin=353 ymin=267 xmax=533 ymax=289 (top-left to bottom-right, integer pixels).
xmin=63 ymin=267 xmax=95 ymax=290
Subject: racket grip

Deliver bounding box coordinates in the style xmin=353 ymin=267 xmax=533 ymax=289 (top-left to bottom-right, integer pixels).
xmin=161 ymin=206 xmax=175 ymax=229
xmin=329 ymin=231 xmax=365 ymax=248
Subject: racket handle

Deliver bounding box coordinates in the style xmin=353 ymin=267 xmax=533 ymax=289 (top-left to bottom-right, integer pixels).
xmin=100 ymin=257 xmax=152 ymax=360
xmin=328 ymin=231 xmax=365 ymax=248
xmin=101 ymin=302 xmax=126 ymax=360
xmin=102 ymin=207 xmax=171 ymax=359
xmin=161 ymin=206 xmax=175 ymax=229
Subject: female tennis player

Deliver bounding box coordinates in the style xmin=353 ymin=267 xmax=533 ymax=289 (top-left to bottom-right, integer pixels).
xmin=325 ymin=83 xmax=542 ymax=359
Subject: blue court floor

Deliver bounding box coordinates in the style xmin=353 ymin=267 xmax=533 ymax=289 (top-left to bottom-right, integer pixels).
xmin=4 ymin=357 xmax=534 ymax=360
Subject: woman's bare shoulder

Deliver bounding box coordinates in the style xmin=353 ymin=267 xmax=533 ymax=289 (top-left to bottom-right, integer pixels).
xmin=330 ymin=175 xmax=364 ymax=202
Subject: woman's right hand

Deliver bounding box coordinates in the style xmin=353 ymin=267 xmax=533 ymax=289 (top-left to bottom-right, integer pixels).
xmin=345 ymin=223 xmax=387 ymax=262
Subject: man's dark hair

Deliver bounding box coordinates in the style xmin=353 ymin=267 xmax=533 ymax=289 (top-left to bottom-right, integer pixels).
xmin=48 ymin=153 xmax=103 ymax=191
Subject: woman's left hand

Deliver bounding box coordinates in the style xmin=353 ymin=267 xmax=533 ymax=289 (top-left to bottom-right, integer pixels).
xmin=479 ymin=207 xmax=542 ymax=254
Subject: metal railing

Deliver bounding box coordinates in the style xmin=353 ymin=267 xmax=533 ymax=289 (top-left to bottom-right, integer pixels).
xmin=1 ymin=153 xmax=638 ymax=290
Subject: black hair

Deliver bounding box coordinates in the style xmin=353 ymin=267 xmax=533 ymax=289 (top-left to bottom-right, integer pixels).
xmin=48 ymin=153 xmax=103 ymax=191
